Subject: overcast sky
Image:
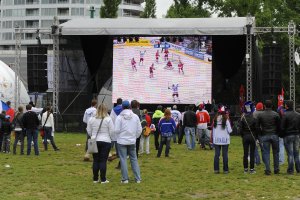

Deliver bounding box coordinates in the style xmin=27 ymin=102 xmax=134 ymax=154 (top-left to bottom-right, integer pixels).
xmin=155 ymin=0 xmax=173 ymax=18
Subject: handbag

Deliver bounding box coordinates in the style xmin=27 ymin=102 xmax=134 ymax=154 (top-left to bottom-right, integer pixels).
xmin=40 ymin=112 xmax=50 ymax=137
xmin=87 ymin=118 xmax=104 ymax=154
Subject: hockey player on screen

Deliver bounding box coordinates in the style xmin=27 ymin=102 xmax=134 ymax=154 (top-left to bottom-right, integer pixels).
xmin=165 ymin=60 xmax=173 ymax=70
xmin=178 ymin=59 xmax=184 ymax=74
xmin=131 ymin=58 xmax=137 ymax=71
xmin=168 ymin=83 xmax=180 ymax=103
xmin=149 ymin=63 xmax=155 ymax=78
xmin=139 ymin=50 xmax=146 ymax=66
xmin=164 ymin=48 xmax=169 ymax=61
xmin=155 ymin=50 xmax=160 ymax=63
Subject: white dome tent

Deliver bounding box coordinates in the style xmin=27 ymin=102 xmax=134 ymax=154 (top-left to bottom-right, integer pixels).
xmin=0 ymin=60 xmax=30 ymax=109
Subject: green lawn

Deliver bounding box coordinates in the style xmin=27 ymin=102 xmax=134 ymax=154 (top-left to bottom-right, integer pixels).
xmin=0 ymin=133 xmax=299 ymax=200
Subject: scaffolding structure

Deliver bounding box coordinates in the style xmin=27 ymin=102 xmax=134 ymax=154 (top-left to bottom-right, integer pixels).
xmin=13 ymin=17 xmax=298 ymax=129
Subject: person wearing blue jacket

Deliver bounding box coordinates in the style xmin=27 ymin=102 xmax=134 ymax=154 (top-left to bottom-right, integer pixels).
xmin=157 ymin=109 xmax=176 ymax=157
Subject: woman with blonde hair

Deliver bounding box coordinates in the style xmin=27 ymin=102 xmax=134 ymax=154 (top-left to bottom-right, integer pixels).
xmin=87 ymin=103 xmax=114 ymax=183
xmin=157 ymin=109 xmax=176 ymax=157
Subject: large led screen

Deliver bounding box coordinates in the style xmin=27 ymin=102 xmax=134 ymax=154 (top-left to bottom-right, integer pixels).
xmin=112 ymin=37 xmax=212 ymax=104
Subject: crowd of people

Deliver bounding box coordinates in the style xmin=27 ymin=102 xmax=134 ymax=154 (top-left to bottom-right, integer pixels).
xmin=0 ymin=101 xmax=59 ymax=156
xmin=83 ymin=98 xmax=300 ymax=184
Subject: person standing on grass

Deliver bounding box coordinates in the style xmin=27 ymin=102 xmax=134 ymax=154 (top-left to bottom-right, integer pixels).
xmin=0 ymin=111 xmax=6 ymax=152
xmin=83 ymin=99 xmax=97 ymax=161
xmin=12 ymin=106 xmax=25 ymax=155
xmin=157 ymin=109 xmax=176 ymax=158
xmin=139 ymin=109 xmax=152 ymax=155
xmin=171 ymin=105 xmax=181 ymax=143
xmin=131 ymin=100 xmax=142 ymax=158
xmin=87 ymin=103 xmax=114 ymax=184
xmin=196 ymin=104 xmax=212 ymax=150
xmin=110 ymin=98 xmax=123 ymax=169
xmin=212 ymin=106 xmax=232 ymax=174
xmin=281 ymin=100 xmax=300 ymax=174
xmin=256 ymin=100 xmax=281 ymax=175
xmin=115 ymin=100 xmax=142 ymax=184
xmin=1 ymin=115 xmax=12 ymax=153
xmin=239 ymin=101 xmax=257 ymax=174
xmin=22 ymin=104 xmax=40 ymax=156
xmin=183 ymin=104 xmax=197 ymax=150
xmin=41 ymin=106 xmax=59 ymax=151
xmin=152 ymin=105 xmax=164 ymax=150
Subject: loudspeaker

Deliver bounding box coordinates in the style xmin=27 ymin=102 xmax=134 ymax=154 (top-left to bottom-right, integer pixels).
xmin=27 ymin=46 xmax=48 ymax=92
xmin=262 ymin=45 xmax=282 ymax=99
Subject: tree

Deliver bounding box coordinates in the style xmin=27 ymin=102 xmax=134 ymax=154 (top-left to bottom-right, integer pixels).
xmin=141 ymin=0 xmax=156 ymax=18
xmin=166 ymin=0 xmax=210 ymax=18
xmin=100 ymin=0 xmax=121 ymax=18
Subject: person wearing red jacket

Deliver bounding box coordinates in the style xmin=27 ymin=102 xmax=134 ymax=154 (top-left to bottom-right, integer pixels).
xmin=196 ymin=104 xmax=212 ymax=150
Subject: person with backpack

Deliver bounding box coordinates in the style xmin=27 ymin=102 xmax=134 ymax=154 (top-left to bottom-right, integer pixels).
xmin=157 ymin=109 xmax=176 ymax=157
xmin=152 ymin=105 xmax=164 ymax=150
xmin=1 ymin=115 xmax=12 ymax=153
xmin=12 ymin=106 xmax=25 ymax=155
xmin=139 ymin=109 xmax=152 ymax=155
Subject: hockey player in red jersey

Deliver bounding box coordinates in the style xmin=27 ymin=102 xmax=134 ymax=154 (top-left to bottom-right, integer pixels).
xmin=178 ymin=59 xmax=184 ymax=74
xmin=165 ymin=60 xmax=173 ymax=70
xmin=155 ymin=50 xmax=160 ymax=63
xmin=164 ymin=48 xmax=169 ymax=61
xmin=131 ymin=58 xmax=137 ymax=71
xmin=149 ymin=63 xmax=155 ymax=78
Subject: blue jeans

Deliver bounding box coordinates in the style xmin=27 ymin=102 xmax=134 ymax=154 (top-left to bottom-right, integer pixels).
xmin=214 ymin=145 xmax=229 ymax=172
xmin=92 ymin=141 xmax=111 ymax=182
xmin=259 ymin=134 xmax=279 ymax=172
xmin=255 ymin=145 xmax=261 ymax=165
xmin=26 ymin=129 xmax=39 ymax=155
xmin=43 ymin=127 xmax=58 ymax=150
xmin=198 ymin=128 xmax=211 ymax=148
xmin=283 ymin=135 xmax=300 ymax=173
xmin=279 ymin=138 xmax=285 ymax=164
xmin=117 ymin=144 xmax=141 ymax=182
xmin=185 ymin=127 xmax=195 ymax=150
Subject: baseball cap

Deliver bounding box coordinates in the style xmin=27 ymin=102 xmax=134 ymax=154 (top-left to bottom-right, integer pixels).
xmin=122 ymin=100 xmax=130 ymax=108
xmin=256 ymin=102 xmax=264 ymax=111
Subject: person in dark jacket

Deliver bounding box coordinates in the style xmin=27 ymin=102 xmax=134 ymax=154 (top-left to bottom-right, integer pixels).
xmin=1 ymin=115 xmax=12 ymax=153
xmin=157 ymin=109 xmax=176 ymax=157
xmin=256 ymin=100 xmax=281 ymax=175
xmin=0 ymin=111 xmax=6 ymax=152
xmin=12 ymin=106 xmax=25 ymax=155
xmin=131 ymin=100 xmax=141 ymax=158
xmin=152 ymin=105 xmax=164 ymax=150
xmin=239 ymin=101 xmax=257 ymax=174
xmin=23 ymin=104 xmax=40 ymax=156
xmin=281 ymin=100 xmax=300 ymax=174
xmin=183 ymin=104 xmax=197 ymax=150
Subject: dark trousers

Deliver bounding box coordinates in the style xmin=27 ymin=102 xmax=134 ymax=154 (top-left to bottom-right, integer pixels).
xmin=0 ymin=134 xmax=3 ymax=151
xmin=157 ymin=136 xmax=171 ymax=157
xmin=242 ymin=134 xmax=256 ymax=169
xmin=136 ymin=136 xmax=141 ymax=158
xmin=2 ymin=134 xmax=11 ymax=153
xmin=259 ymin=134 xmax=279 ymax=173
xmin=214 ymin=144 xmax=229 ymax=172
xmin=92 ymin=141 xmax=111 ymax=182
xmin=43 ymin=127 xmax=58 ymax=150
xmin=178 ymin=126 xmax=185 ymax=144
xmin=13 ymin=130 xmax=25 ymax=154
xmin=153 ymin=130 xmax=160 ymax=150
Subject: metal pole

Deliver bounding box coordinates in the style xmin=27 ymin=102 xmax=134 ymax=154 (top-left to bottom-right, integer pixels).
xmin=245 ymin=15 xmax=253 ymax=101
xmin=14 ymin=26 xmax=21 ymax=110
xmin=89 ymin=6 xmax=95 ymax=18
xmin=288 ymin=21 xmax=296 ymax=110
xmin=52 ymin=17 xmax=60 ymax=129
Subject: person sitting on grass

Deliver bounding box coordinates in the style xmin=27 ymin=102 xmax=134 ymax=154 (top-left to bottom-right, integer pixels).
xmin=157 ymin=109 xmax=176 ymax=158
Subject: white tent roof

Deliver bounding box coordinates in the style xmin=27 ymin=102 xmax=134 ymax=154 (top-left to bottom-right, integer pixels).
xmin=60 ymin=17 xmax=253 ymax=36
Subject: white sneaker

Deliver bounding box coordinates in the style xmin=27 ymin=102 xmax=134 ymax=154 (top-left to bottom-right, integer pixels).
xmin=136 ymin=180 xmax=141 ymax=184
xmin=121 ymin=180 xmax=129 ymax=184
xmin=101 ymin=180 xmax=109 ymax=184
xmin=93 ymin=180 xmax=99 ymax=183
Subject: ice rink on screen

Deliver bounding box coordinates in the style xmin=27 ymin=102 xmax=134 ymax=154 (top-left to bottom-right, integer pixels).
xmin=112 ymin=40 xmax=212 ymax=104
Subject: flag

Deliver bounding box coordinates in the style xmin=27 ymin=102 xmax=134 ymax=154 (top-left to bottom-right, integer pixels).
xmin=277 ymin=88 xmax=284 ymax=108
xmin=0 ymin=100 xmax=9 ymax=113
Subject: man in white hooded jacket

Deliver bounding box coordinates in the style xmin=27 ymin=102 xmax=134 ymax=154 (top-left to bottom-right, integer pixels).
xmin=114 ymin=100 xmax=142 ymax=183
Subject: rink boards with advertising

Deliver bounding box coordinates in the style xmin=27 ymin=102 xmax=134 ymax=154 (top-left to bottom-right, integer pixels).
xmin=112 ymin=37 xmax=212 ymax=104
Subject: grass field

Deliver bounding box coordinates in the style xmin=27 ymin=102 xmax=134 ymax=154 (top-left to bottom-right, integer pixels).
xmin=0 ymin=133 xmax=299 ymax=200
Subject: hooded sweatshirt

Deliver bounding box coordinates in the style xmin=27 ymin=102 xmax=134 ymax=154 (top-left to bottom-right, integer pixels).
xmin=114 ymin=109 xmax=142 ymax=145
xmin=110 ymin=104 xmax=123 ymax=124
xmin=83 ymin=107 xmax=96 ymax=124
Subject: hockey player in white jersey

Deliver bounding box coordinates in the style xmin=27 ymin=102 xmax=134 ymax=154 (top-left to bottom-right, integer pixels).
xmin=139 ymin=50 xmax=146 ymax=65
xmin=168 ymin=84 xmax=180 ymax=103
